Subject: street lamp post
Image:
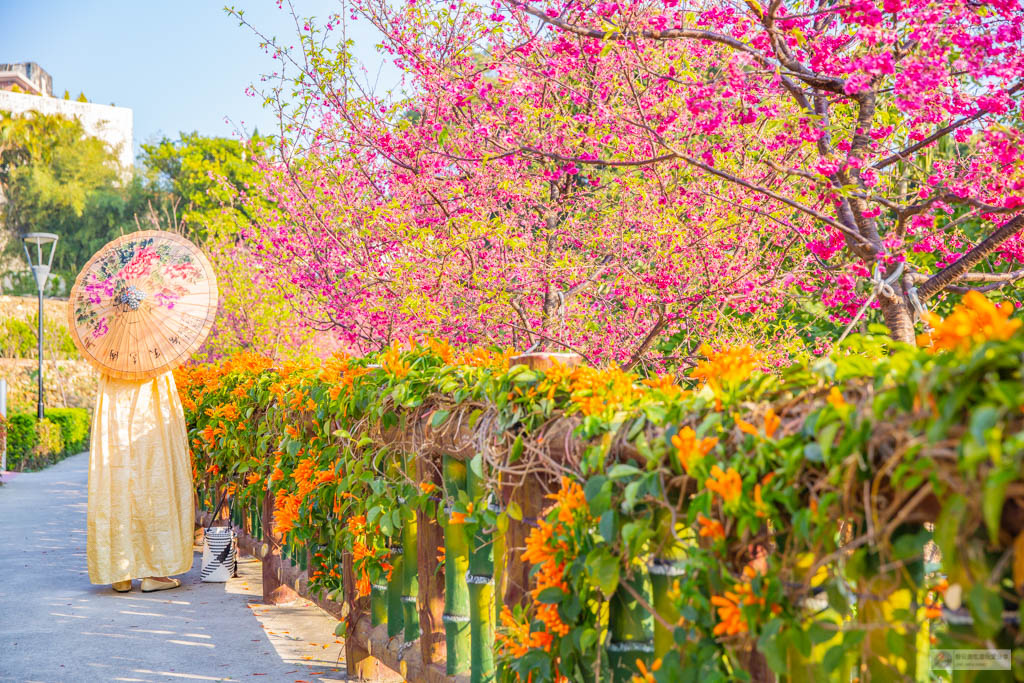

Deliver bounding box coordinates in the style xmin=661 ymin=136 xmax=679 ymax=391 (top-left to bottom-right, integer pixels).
xmin=22 ymin=233 xmax=59 ymax=420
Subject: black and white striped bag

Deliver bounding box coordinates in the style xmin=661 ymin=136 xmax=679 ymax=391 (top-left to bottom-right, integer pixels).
xmin=201 ymin=494 xmax=237 ymax=582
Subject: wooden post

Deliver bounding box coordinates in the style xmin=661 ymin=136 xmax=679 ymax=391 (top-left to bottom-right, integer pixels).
xmin=501 ymin=476 xmax=548 ymax=608
xmin=344 ymin=546 xmax=381 ymax=680
xmin=417 ymin=453 xmax=447 ymax=667
xmin=402 ymin=453 xmax=422 ymax=643
xmin=261 ymin=488 xmax=299 ymax=605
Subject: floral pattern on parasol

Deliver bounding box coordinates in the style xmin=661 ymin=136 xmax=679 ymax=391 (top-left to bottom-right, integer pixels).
xmin=68 ymin=230 xmax=218 ymax=381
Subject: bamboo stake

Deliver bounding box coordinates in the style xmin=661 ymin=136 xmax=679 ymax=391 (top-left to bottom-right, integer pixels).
xmin=387 ymin=542 xmax=405 ymax=638
xmin=467 ymin=457 xmax=495 ymax=682
xmin=371 ymin=583 xmax=388 ymax=626
xmin=649 ymin=507 xmax=684 ymax=657
xmin=607 ymin=571 xmax=654 ymax=682
xmin=443 ymin=455 xmax=471 ymax=674
xmin=402 ymin=453 xmax=421 ymax=643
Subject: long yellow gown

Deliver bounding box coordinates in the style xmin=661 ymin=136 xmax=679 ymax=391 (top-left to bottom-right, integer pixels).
xmin=86 ymin=370 xmax=194 ymax=584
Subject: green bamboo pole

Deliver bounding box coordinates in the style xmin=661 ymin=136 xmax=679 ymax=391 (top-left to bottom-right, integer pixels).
xmin=607 ymin=572 xmax=654 ymax=682
xmin=401 ymin=502 xmax=421 ymax=642
xmin=387 ymin=542 xmax=405 ymax=638
xmin=649 ymin=507 xmax=684 ymax=658
xmin=443 ymin=455 xmax=472 ymax=675
xmin=467 ymin=460 xmax=495 ymax=683
xmin=370 ymin=582 xmax=388 ymax=626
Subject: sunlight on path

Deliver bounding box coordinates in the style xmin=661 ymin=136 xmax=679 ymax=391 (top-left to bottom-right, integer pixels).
xmin=0 ymin=453 xmax=347 ymax=683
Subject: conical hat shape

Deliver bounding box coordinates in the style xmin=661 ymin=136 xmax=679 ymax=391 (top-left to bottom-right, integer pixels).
xmin=67 ymin=230 xmax=218 ymax=381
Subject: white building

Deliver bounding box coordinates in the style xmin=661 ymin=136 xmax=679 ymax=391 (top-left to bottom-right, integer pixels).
xmin=0 ymin=63 xmax=133 ymax=171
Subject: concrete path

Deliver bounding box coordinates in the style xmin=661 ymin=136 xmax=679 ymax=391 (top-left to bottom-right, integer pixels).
xmin=0 ymin=453 xmax=348 ymax=683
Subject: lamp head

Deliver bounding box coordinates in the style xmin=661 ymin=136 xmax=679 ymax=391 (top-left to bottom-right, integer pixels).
xmin=21 ymin=232 xmax=59 ymax=291
xmin=22 ymin=232 xmax=59 ymax=248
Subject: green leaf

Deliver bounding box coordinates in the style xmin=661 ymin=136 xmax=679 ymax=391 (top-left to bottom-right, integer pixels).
xmin=757 ymin=620 xmax=786 ymax=673
xmin=984 ymin=467 xmax=1015 ymax=543
xmin=599 ymin=510 xmax=616 ymax=544
xmin=536 ymin=586 xmax=565 ymax=604
xmin=822 ymin=644 xmax=846 ymax=673
xmin=934 ymin=494 xmax=965 ymax=561
xmin=608 ymin=463 xmax=641 ymax=479
xmin=430 ymin=409 xmax=450 ymax=428
xmin=509 ymin=435 xmax=524 ymax=464
xmin=967 ymin=583 xmax=1003 ymax=640
xmin=507 ymin=500 xmax=523 ymax=521
xmin=584 ymin=546 xmax=620 ymax=598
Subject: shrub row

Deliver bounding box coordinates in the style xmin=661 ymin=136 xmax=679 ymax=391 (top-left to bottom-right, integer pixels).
xmin=0 ymin=316 xmax=80 ymax=359
xmin=178 ymin=295 xmax=1024 ymax=682
xmin=1 ymin=407 xmax=91 ymax=471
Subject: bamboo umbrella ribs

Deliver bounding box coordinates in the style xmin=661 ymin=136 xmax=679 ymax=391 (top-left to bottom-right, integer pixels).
xmin=67 ymin=230 xmax=218 ymax=380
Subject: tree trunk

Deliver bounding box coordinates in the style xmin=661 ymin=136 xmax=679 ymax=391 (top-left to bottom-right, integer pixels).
xmin=878 ymin=294 xmax=915 ymax=344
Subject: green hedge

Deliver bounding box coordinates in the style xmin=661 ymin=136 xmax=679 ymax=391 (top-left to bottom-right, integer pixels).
xmin=46 ymin=407 xmax=91 ymax=454
xmin=3 ymin=407 xmax=90 ymax=471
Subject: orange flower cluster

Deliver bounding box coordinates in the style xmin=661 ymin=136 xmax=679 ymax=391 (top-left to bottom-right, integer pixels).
xmin=632 ymin=658 xmax=663 ymax=683
xmin=568 ymin=365 xmax=643 ymax=416
xmin=690 ymin=344 xmax=760 ymax=394
xmin=919 ymin=290 xmax=1022 ymax=352
xmin=514 ymin=477 xmax=593 ymax=651
xmin=545 ymin=476 xmax=587 ymax=525
xmin=826 ymin=386 xmax=847 ymax=409
xmin=697 ymin=513 xmax=725 ymax=540
xmin=671 ymin=426 xmax=718 ymax=474
xmin=348 ymin=515 xmax=366 ymax=536
xmin=425 ymin=337 xmax=455 ymax=364
xmin=735 ymin=408 xmax=780 ymax=439
xmin=289 ymin=457 xmax=336 ymax=502
xmin=641 ymin=373 xmax=685 ymax=399
xmin=710 ymin=565 xmax=780 ymax=636
xmin=382 ymin=343 xmax=411 ymax=378
xmin=924 ymin=578 xmax=949 ymax=620
xmin=456 ymin=346 xmax=513 ymax=370
xmin=706 ymin=465 xmax=742 ymax=504
xmin=273 ymin=489 xmax=301 ymax=534
xmin=200 ymin=421 xmax=227 ymax=446
xmin=497 ymin=605 xmax=554 ymax=657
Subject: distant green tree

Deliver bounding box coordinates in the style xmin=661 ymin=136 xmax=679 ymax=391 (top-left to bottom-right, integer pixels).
xmin=140 ymin=131 xmax=268 ymax=239
xmin=0 ymin=110 xmax=145 ymax=292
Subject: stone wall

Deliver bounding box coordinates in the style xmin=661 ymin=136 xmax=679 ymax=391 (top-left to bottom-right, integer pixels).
xmin=0 ymin=358 xmax=97 ymax=413
xmin=0 ymin=295 xmax=72 ymax=329
xmin=0 ymin=295 xmax=97 ymax=412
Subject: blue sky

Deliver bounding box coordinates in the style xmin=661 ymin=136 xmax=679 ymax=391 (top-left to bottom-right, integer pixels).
xmin=0 ymin=0 xmax=395 ymax=162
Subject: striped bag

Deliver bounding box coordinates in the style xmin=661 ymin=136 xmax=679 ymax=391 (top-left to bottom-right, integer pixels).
xmin=201 ymin=494 xmax=237 ymax=582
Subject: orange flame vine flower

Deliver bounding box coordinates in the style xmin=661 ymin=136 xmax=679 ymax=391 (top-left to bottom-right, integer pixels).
xmin=697 ymin=513 xmax=725 ymax=540
xmin=918 ymin=290 xmax=1021 ymax=352
xmin=690 ymin=344 xmax=760 ymax=394
xmin=671 ymin=427 xmax=718 ymax=474
xmin=706 ymin=465 xmax=742 ymax=505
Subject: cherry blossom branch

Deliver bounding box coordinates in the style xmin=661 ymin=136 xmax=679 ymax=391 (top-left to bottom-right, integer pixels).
xmin=917 ymin=213 xmax=1024 ymax=300
xmin=874 ymin=81 xmax=1023 ymax=171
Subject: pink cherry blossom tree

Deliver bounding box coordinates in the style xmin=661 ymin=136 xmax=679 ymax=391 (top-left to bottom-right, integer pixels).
xmin=230 ymin=0 xmax=1022 ymax=360
xmin=230 ymin=0 xmax=810 ymax=366
xmin=490 ymin=0 xmax=1024 ymax=342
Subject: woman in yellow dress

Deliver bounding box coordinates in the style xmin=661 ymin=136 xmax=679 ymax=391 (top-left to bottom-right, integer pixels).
xmin=87 ymin=370 xmax=194 ymax=592
xmin=68 ymin=231 xmax=218 ymax=594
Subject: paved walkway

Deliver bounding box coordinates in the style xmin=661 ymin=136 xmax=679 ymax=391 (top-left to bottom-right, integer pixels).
xmin=0 ymin=453 xmax=348 ymax=683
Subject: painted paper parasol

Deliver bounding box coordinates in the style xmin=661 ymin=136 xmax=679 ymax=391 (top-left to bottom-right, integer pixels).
xmin=67 ymin=230 xmax=218 ymax=381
